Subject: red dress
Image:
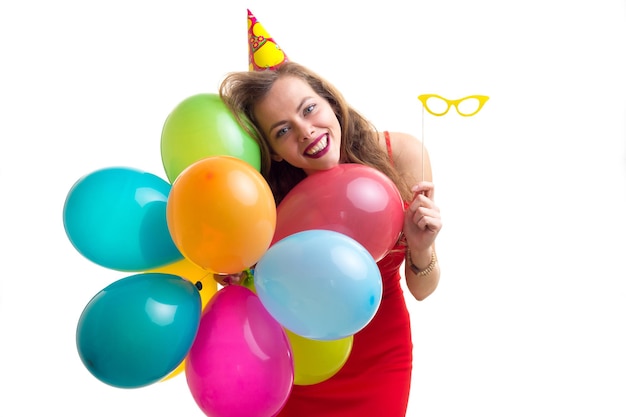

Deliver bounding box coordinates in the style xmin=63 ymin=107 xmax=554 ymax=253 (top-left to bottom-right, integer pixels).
xmin=276 ymin=132 xmax=413 ymax=416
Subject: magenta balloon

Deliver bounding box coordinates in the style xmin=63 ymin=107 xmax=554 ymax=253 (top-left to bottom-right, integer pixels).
xmin=186 ymin=285 xmax=293 ymax=417
xmin=272 ymin=164 xmax=405 ymax=261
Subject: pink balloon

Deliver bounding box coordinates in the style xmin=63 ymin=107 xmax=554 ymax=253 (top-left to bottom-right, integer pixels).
xmin=186 ymin=285 xmax=293 ymax=417
xmin=272 ymin=164 xmax=405 ymax=261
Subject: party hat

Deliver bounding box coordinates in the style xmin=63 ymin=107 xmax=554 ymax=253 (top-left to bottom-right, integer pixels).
xmin=248 ymin=9 xmax=288 ymax=71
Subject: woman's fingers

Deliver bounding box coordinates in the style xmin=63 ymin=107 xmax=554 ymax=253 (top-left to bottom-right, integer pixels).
xmin=213 ymin=272 xmax=245 ymax=286
xmin=411 ymin=181 xmax=435 ymax=199
xmin=409 ymin=193 xmax=438 ymax=213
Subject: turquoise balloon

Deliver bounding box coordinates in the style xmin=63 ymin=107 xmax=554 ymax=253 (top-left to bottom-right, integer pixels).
xmin=76 ymin=273 xmax=202 ymax=388
xmin=63 ymin=167 xmax=182 ymax=271
xmin=254 ymin=230 xmax=383 ymax=341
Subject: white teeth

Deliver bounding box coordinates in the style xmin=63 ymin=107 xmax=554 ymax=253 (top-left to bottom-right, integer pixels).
xmin=306 ymin=135 xmax=328 ymax=155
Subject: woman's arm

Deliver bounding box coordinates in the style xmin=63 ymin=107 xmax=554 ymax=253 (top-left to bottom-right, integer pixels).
xmin=386 ymin=131 xmax=442 ymax=301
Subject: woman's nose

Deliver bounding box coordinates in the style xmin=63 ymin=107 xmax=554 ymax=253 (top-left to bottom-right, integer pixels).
xmin=296 ymin=123 xmax=314 ymax=142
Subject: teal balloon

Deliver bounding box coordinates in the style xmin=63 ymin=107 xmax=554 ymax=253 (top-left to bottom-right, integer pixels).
xmin=63 ymin=167 xmax=182 ymax=271
xmin=254 ymin=230 xmax=383 ymax=341
xmin=76 ymin=273 xmax=202 ymax=388
xmin=160 ymin=93 xmax=261 ymax=183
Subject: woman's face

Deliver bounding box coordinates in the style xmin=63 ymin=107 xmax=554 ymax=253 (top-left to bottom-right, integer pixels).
xmin=254 ymin=75 xmax=342 ymax=175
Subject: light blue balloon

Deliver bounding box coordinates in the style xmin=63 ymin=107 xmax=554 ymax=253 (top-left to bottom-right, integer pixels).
xmin=254 ymin=230 xmax=382 ymax=341
xmin=76 ymin=273 xmax=202 ymax=388
xmin=63 ymin=167 xmax=182 ymax=271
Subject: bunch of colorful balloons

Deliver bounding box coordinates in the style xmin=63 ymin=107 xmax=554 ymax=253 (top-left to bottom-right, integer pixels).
xmin=63 ymin=92 xmax=405 ymax=417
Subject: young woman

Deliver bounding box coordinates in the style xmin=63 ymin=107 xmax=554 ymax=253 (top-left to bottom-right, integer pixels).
xmin=219 ymin=61 xmax=442 ymax=416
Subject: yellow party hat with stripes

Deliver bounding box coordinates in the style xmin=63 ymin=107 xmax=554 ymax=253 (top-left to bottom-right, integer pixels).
xmin=248 ymin=9 xmax=289 ymax=71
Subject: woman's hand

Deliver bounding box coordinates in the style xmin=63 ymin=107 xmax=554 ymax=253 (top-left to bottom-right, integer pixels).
xmin=404 ymin=181 xmax=442 ymax=252
xmin=213 ymin=271 xmax=249 ymax=286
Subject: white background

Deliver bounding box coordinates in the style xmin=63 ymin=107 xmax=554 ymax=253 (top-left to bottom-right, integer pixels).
xmin=1 ymin=1 xmax=625 ymax=416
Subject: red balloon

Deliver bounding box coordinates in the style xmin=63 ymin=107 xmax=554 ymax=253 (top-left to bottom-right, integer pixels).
xmin=272 ymin=164 xmax=404 ymax=261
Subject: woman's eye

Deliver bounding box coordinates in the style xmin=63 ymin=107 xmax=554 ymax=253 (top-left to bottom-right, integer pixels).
xmin=276 ymin=127 xmax=289 ymax=138
xmin=304 ymin=104 xmax=315 ymax=115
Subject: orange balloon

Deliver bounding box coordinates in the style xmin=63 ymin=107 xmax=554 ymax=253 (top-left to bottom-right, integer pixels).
xmin=167 ymin=156 xmax=276 ymax=274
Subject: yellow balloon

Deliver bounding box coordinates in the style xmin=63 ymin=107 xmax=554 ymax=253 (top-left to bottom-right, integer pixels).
xmin=286 ymin=329 xmax=353 ymax=385
xmin=148 ymin=258 xmax=218 ymax=310
xmin=149 ymin=258 xmax=219 ymax=382
xmin=161 ymin=358 xmax=186 ymax=381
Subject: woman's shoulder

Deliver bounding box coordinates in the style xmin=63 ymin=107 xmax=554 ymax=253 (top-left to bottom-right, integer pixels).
xmin=377 ymin=131 xmax=424 ymax=165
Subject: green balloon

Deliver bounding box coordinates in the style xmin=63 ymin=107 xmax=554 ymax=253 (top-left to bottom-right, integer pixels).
xmin=161 ymin=93 xmax=261 ymax=183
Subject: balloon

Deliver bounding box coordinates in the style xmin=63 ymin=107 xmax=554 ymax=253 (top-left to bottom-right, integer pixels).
xmin=148 ymin=259 xmax=219 ymax=382
xmin=237 ymin=274 xmax=347 ymax=386
xmin=63 ymin=167 xmax=182 ymax=271
xmin=255 ymin=230 xmax=383 ymax=340
xmin=160 ymin=360 xmax=186 ymax=382
xmin=167 ymin=156 xmax=276 ymax=274
xmin=76 ymin=273 xmax=201 ymax=388
xmin=272 ymin=164 xmax=404 ymax=262
xmin=148 ymin=258 xmax=218 ymax=310
xmin=186 ymin=285 xmax=293 ymax=417
xmin=161 ymin=93 xmax=261 ymax=183
xmin=286 ymin=329 xmax=353 ymax=386
xmin=230 ymin=275 xmax=352 ymax=386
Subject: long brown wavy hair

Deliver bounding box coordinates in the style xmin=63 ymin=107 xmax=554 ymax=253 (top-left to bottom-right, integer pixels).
xmin=219 ymin=61 xmax=412 ymax=205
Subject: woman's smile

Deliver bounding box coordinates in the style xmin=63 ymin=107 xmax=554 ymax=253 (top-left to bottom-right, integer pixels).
xmin=304 ymin=134 xmax=329 ymax=158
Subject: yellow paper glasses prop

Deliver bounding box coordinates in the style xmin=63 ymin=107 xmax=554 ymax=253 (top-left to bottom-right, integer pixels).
xmin=418 ymin=94 xmax=489 ymax=117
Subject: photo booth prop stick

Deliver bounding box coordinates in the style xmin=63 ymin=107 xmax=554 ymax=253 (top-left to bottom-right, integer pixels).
xmin=417 ymin=94 xmax=490 ymax=180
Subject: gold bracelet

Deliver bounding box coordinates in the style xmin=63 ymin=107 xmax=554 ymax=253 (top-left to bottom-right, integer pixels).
xmin=406 ymin=249 xmax=437 ymax=277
